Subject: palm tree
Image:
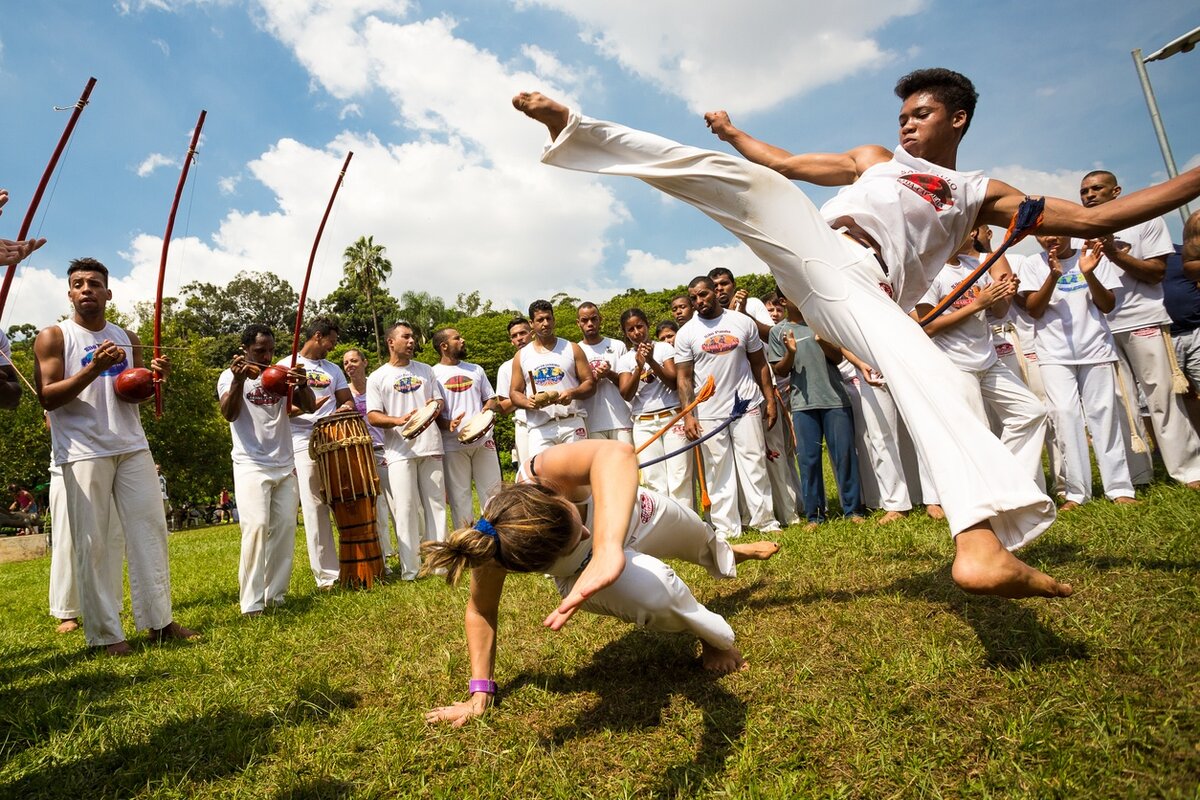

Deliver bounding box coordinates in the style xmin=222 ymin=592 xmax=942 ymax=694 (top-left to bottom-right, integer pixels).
xmin=342 ymin=235 xmax=393 ymax=359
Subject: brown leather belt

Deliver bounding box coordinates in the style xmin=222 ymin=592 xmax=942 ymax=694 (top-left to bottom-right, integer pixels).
xmin=828 ymin=215 xmax=888 ymax=276
xmin=636 ymin=407 xmax=678 ymax=421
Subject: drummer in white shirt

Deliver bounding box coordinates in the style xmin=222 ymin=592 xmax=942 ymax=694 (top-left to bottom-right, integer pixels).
xmin=431 ymin=327 xmax=502 ymax=529
xmin=1015 ymin=236 xmax=1135 ymax=508
xmin=366 ymin=322 xmax=448 ymax=580
xmin=616 ymin=307 xmax=694 ymax=507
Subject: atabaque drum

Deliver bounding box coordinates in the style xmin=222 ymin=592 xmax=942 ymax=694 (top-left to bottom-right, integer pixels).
xmin=308 ymin=410 xmax=384 ymax=587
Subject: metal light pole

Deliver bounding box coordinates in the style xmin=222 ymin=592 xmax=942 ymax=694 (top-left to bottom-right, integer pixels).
xmin=1132 ymin=25 xmax=1200 ymax=226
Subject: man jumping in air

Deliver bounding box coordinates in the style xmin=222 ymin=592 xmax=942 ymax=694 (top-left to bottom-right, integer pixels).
xmin=513 ymin=68 xmax=1200 ymax=609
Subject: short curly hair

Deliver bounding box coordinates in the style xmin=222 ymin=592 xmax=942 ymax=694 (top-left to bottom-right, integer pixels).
xmin=894 ymin=68 xmax=979 ymax=137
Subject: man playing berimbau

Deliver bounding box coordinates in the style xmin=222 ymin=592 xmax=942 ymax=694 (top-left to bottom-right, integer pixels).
xmin=513 ymin=67 xmax=1200 ymax=604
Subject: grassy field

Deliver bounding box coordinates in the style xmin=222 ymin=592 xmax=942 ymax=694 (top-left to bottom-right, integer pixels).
xmin=0 ymin=484 xmax=1197 ymax=799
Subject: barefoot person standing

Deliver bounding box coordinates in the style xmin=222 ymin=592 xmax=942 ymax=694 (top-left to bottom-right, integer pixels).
xmin=423 ymin=440 xmax=779 ymax=726
xmin=33 ymin=257 xmax=196 ymax=654
xmin=513 ymin=71 xmax=1200 ymax=598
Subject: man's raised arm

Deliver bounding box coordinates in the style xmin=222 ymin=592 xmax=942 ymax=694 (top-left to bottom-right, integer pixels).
xmin=981 ymin=169 xmax=1200 ymax=239
xmin=703 ymin=110 xmax=890 ymax=186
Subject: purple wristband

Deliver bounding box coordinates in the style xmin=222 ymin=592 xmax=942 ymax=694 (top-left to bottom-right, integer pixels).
xmin=469 ymin=679 xmax=497 ymax=695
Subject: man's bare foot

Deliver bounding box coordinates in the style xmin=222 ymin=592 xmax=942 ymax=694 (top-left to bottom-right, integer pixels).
xmin=926 ymin=504 xmax=946 ymax=520
xmin=730 ymin=541 xmax=780 ymax=563
xmin=849 ymin=515 xmax=867 ymax=524
xmin=1186 ymin=480 xmax=1200 ymax=490
xmin=1112 ymin=496 xmax=1139 ymax=505
xmin=877 ymin=510 xmax=908 ymax=525
xmin=55 ymin=618 xmax=79 ymax=634
xmin=1059 ymin=500 xmax=1080 ymax=511
xmin=951 ymin=527 xmax=1072 ymax=599
xmin=701 ymin=641 xmax=748 ymax=675
xmin=804 ymin=521 xmax=819 ymax=531
xmin=104 ymin=641 xmax=132 ymax=657
xmin=512 ymin=92 xmax=570 ymax=140
xmin=151 ymin=621 xmax=199 ymax=642
xmin=243 ymin=610 xmax=263 ymax=618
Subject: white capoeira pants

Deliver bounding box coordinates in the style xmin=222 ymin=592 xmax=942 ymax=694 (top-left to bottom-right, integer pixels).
xmin=527 ymin=414 xmax=588 ymax=457
xmin=1174 ymin=327 xmax=1200 ymax=394
xmin=443 ymin=442 xmax=503 ymax=529
xmin=1017 ymin=351 xmax=1067 ymax=496
xmin=698 ymin=406 xmax=779 ymax=538
xmin=633 ymin=412 xmax=695 ymax=510
xmin=294 ymin=448 xmax=339 ymax=588
xmin=763 ymin=405 xmax=803 ymax=525
xmin=919 ymin=361 xmax=1048 ymax=504
xmin=48 ymin=470 xmax=81 ymax=621
xmin=384 ymin=454 xmax=447 ymax=579
xmin=541 ymin=113 xmax=1054 ymax=547
xmin=62 ymin=449 xmax=173 ymax=646
xmin=233 ymin=462 xmax=298 ymax=613
xmin=374 ymin=457 xmax=397 ymax=560
xmin=513 ymin=419 xmax=530 ymax=468
xmin=1113 ymin=327 xmax=1200 ymax=484
xmin=557 ymin=491 xmax=738 ymax=650
xmin=1039 ymin=362 xmax=1134 ymax=503
xmin=843 ymin=375 xmax=912 ymax=512
xmin=588 ymin=427 xmax=635 ymax=444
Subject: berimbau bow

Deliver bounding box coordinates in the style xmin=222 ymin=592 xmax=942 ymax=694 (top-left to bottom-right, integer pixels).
xmin=0 ymin=76 xmax=97 ymax=321
xmin=153 ymin=109 xmax=207 ymax=418
xmin=282 ymin=151 xmax=354 ymax=405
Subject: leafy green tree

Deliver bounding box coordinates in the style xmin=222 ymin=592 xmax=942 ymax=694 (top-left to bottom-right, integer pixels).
xmin=0 ymin=343 xmax=52 ymax=502
xmin=452 ymin=290 xmax=494 ymax=320
xmin=176 ymin=271 xmax=299 ymax=366
xmin=397 ymin=290 xmax=453 ymax=349
xmin=319 ymin=282 xmax=401 ymax=356
xmin=342 ymin=236 xmax=393 ymax=360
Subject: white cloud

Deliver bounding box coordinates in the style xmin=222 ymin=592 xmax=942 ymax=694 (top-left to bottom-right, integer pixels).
xmin=620 ymin=244 xmax=767 ymax=291
xmin=136 ymin=153 xmax=179 ymax=177
xmin=1183 ymin=153 xmax=1200 ymax=172
xmin=520 ymin=44 xmax=589 ymax=90
xmin=521 ymin=0 xmax=926 ymax=113
xmin=217 ymin=175 xmax=241 ymax=194
xmin=152 ymin=37 xmax=170 ymax=55
xmin=339 ymin=103 xmax=362 ymax=120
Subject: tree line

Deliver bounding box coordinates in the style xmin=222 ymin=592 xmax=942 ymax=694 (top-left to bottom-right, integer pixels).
xmin=0 ymin=235 xmax=773 ymax=505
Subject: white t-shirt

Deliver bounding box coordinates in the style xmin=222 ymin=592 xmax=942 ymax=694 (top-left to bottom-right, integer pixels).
xmin=48 ymin=320 xmax=148 ymax=465
xmin=217 ymin=369 xmax=294 ymax=468
xmin=738 ymin=296 xmax=774 ymax=327
xmin=349 ymin=389 xmax=386 ymax=449
xmin=0 ymin=328 xmax=10 ymax=363
xmin=578 ymin=337 xmax=631 ymax=432
xmin=819 ymin=145 xmax=989 ymax=312
xmin=673 ymin=310 xmax=764 ymax=420
xmin=279 ymin=355 xmax=348 ymax=450
xmin=494 ymin=358 xmax=527 ymax=425
xmin=1073 ymin=217 xmax=1174 ymax=333
xmin=517 ymin=338 xmax=585 ymax=427
xmin=366 ymin=360 xmax=445 ymax=461
xmin=432 ymin=360 xmax=495 ymax=452
xmin=616 ymin=341 xmax=680 ymax=415
xmin=1002 ymin=254 xmax=1039 ymax=356
xmin=1017 ymin=251 xmax=1122 ymax=365
xmin=918 ymin=256 xmax=997 ymax=372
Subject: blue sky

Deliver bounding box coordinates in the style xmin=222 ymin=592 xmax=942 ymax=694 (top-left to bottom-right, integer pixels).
xmin=2 ymin=1 xmax=1197 ymax=329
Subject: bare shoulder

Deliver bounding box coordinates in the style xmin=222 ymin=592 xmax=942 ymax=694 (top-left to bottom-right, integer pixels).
xmin=850 ymin=144 xmax=893 ymax=168
xmin=33 ymin=324 xmax=63 ymax=356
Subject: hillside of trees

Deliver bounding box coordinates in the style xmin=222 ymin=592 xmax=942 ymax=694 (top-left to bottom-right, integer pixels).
xmin=0 ymin=235 xmax=774 ymax=505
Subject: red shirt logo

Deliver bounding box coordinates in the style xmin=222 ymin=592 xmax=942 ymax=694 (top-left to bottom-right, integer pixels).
xmin=898 ymin=173 xmax=954 ymax=211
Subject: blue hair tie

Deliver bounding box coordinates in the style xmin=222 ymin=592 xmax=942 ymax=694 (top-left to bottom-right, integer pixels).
xmin=474 ymin=518 xmax=498 ymax=538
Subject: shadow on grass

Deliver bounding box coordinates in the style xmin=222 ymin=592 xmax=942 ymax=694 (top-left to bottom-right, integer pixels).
xmin=711 ymin=570 xmax=1088 ymax=671
xmin=0 ymin=677 xmax=360 ymax=798
xmin=1024 ymin=539 xmax=1200 ymax=573
xmin=271 ymin=777 xmax=356 ymax=799
xmin=506 ymin=615 xmax=750 ymax=797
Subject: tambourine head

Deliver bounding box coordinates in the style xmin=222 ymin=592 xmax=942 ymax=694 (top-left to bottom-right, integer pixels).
xmin=114 ymin=367 xmax=155 ymax=403
xmin=261 ymin=365 xmax=291 ymax=397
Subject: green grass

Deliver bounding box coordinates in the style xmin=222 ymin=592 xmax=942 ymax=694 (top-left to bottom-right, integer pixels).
xmin=1 ymin=485 xmax=1198 ymax=799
